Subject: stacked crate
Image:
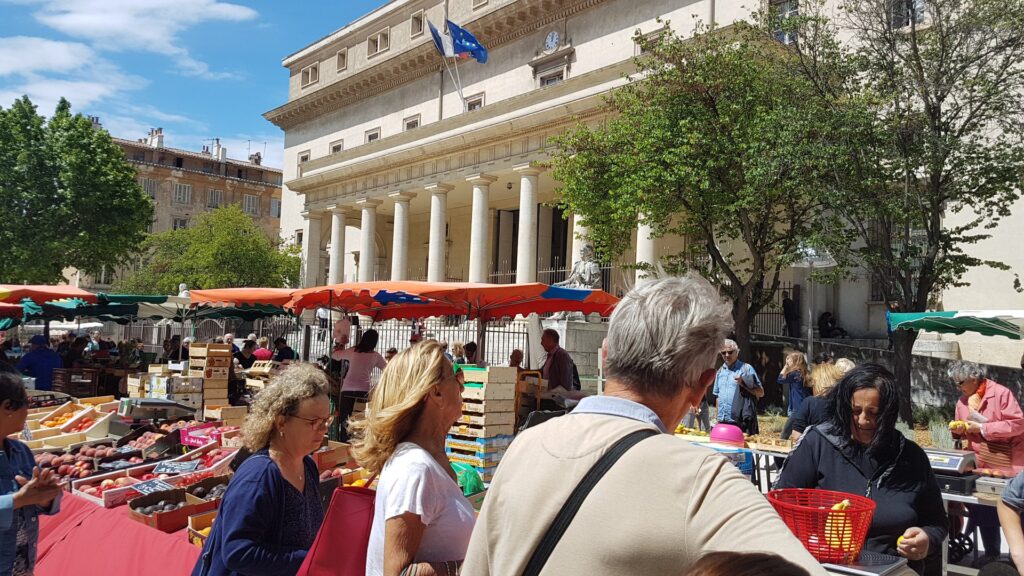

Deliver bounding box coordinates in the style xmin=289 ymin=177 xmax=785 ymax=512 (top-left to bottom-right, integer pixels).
xmin=446 ymin=366 xmax=517 ymax=483
xmin=187 ymin=343 xmax=232 ymax=409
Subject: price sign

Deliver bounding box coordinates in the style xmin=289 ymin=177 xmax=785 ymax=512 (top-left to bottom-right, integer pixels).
xmin=131 ymin=478 xmax=173 ymax=496
xmin=116 ymin=445 xmax=137 ymax=454
xmin=153 ymin=460 xmax=201 ymax=475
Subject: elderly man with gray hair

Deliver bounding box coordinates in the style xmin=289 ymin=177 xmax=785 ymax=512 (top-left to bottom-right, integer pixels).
xmin=462 ymin=275 xmax=828 ymax=576
xmin=948 ymin=359 xmax=1024 ymax=561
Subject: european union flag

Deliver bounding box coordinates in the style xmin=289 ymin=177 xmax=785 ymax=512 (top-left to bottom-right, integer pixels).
xmin=446 ymin=19 xmax=488 ymax=64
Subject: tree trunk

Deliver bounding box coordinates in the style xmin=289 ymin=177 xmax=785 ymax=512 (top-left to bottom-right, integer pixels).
xmin=892 ymin=328 xmax=917 ymax=425
xmin=733 ymin=305 xmax=753 ymax=363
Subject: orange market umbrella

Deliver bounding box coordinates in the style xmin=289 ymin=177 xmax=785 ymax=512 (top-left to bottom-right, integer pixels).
xmin=190 ymin=288 xmax=299 ymax=308
xmin=0 ymin=284 xmax=97 ymax=304
xmin=287 ymin=281 xmax=462 ymax=320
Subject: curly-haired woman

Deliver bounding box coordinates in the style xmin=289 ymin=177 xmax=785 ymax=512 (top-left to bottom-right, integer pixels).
xmin=193 ymin=363 xmax=331 ymax=576
xmin=351 ymin=340 xmax=475 ymax=576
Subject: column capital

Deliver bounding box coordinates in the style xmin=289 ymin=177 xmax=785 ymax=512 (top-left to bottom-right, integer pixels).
xmin=300 ymin=209 xmax=324 ymax=220
xmin=326 ymin=204 xmax=357 ymax=216
xmin=513 ymin=163 xmax=547 ymax=176
xmin=424 ymin=182 xmax=454 ymax=195
xmin=388 ymin=191 xmax=418 ymax=202
xmin=356 ymin=197 xmax=383 ymax=209
xmin=466 ymin=173 xmax=497 ymax=185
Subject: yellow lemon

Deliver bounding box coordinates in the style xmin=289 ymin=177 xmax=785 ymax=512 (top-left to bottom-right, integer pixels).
xmin=825 ymin=499 xmax=853 ymax=551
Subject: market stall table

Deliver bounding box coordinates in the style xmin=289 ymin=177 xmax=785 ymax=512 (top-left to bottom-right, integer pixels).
xmin=36 ymin=492 xmax=201 ymax=576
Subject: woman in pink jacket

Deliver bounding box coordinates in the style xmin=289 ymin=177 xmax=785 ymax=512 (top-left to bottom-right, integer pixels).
xmin=948 ymin=360 xmax=1024 ymax=562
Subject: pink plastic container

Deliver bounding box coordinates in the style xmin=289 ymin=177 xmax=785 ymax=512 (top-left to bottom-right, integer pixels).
xmin=710 ymin=423 xmax=746 ymax=446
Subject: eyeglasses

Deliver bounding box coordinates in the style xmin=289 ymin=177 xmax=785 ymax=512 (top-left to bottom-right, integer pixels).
xmin=291 ymin=414 xmax=334 ymax=430
xmin=721 ymin=350 xmax=737 ymax=356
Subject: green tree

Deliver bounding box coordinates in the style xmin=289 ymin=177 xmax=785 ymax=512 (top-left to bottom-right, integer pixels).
xmin=0 ymin=97 xmax=153 ymax=283
xmin=780 ymin=0 xmax=1024 ymax=422
xmin=116 ymin=204 xmax=301 ymax=294
xmin=550 ymin=24 xmax=842 ymax=358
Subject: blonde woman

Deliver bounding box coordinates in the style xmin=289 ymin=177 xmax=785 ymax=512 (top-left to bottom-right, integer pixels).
xmin=778 ymin=351 xmax=811 ymax=416
xmin=451 ymin=341 xmax=467 ymax=365
xmin=193 ymin=364 xmax=330 ymax=576
xmin=784 ymin=362 xmax=846 ymax=442
xmin=352 ymin=341 xmax=475 ymax=576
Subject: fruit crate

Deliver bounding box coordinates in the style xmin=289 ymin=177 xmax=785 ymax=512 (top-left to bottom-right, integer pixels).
xmin=72 ymin=462 xmax=188 ymax=508
xmin=203 ymin=405 xmax=248 ymax=422
xmin=180 ymin=422 xmax=220 ymax=447
xmin=188 ymin=367 xmax=230 ymax=380
xmin=461 ymin=380 xmax=516 ymax=402
xmin=446 ymin=445 xmax=506 ymax=468
xmin=38 ymin=403 xmax=86 ymax=430
xmin=188 ymin=343 xmax=233 ymax=357
xmin=174 ymin=442 xmax=239 ymax=473
xmin=455 ymin=412 xmax=514 ymax=426
xmin=445 ymin=434 xmax=513 ymax=453
xmin=127 ymin=488 xmax=215 ymax=533
xmin=461 ymin=399 xmax=516 ymax=414
xmin=59 ymin=408 xmax=115 ymax=436
xmin=313 ymin=441 xmax=352 ymax=472
xmin=187 ymin=509 xmax=218 ymax=548
xmin=449 ymin=422 xmax=515 ymax=438
xmin=188 ymin=355 xmax=232 ymax=368
xmin=248 ymin=360 xmax=280 ymax=377
xmin=76 ymin=395 xmax=116 ymax=407
xmin=185 ymin=475 xmax=230 ymax=504
xmin=461 ymin=366 xmax=518 ymax=384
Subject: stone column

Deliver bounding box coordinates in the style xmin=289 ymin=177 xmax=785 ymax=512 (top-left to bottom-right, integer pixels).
xmin=425 ymin=183 xmax=453 ymax=283
xmin=327 ymin=206 xmax=352 ymax=285
xmin=467 ymin=174 xmax=496 ymax=283
xmin=301 ymin=210 xmax=323 ymax=288
xmin=358 ymin=199 xmax=382 ymax=282
xmin=389 ymin=191 xmax=416 ymax=281
xmin=635 ymin=215 xmax=658 ymax=287
xmin=514 ymin=164 xmax=545 ymax=284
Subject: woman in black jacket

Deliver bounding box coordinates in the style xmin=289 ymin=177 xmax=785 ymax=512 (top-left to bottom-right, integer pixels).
xmin=775 ymin=364 xmax=947 ymax=576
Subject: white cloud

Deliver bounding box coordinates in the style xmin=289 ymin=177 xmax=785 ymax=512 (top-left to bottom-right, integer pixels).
xmin=0 ymin=36 xmax=94 ymax=76
xmin=25 ymin=0 xmax=258 ymax=79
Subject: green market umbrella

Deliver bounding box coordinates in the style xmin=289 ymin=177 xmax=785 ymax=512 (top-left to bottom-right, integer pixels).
xmin=888 ymin=310 xmax=1024 ymax=340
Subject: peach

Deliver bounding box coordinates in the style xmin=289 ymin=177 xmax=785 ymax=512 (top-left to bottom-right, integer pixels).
xmin=100 ymin=479 xmax=116 ymax=488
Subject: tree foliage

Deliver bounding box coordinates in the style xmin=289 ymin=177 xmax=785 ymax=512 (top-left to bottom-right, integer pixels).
xmin=550 ymin=23 xmax=843 ymax=356
xmin=779 ymin=0 xmax=1024 ymax=421
xmin=0 ymin=97 xmax=153 ymax=283
xmin=115 ymin=205 xmax=301 ymax=294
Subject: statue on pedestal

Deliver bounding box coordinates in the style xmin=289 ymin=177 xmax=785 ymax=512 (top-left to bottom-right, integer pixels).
xmin=552 ymin=244 xmax=601 ymax=321
xmin=177 ymin=283 xmax=190 ymax=298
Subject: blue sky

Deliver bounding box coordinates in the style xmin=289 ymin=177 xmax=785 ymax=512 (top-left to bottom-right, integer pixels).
xmin=0 ymin=0 xmax=387 ymax=168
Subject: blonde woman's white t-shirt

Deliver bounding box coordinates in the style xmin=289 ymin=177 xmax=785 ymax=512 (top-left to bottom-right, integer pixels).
xmin=365 ymin=442 xmax=476 ymax=576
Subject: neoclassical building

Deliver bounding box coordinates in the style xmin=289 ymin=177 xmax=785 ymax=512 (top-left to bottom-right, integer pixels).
xmin=266 ymin=0 xmax=1024 ymax=367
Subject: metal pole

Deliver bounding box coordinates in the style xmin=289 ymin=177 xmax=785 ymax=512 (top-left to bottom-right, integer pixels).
xmin=806 ymin=262 xmax=815 ymax=360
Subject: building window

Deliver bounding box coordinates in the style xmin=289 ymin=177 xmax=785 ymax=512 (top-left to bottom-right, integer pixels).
xmin=891 ymin=0 xmax=926 ymax=28
xmin=472 ymin=0 xmax=488 ymax=8
xmin=295 ymin=230 xmax=304 ymax=246
xmin=173 ymin=218 xmax=189 ymax=230
xmin=243 ymin=194 xmax=260 ymax=215
xmin=270 ymin=198 xmax=282 ymax=218
xmin=132 ymin=152 xmax=146 ymax=162
xmin=301 ymin=62 xmax=319 ymax=87
xmin=141 ymin=178 xmax=159 ymax=198
xmin=330 ymin=140 xmax=344 ymax=154
xmin=208 ymin=189 xmax=223 ymax=208
xmin=336 ymin=48 xmax=347 ymax=72
xmin=772 ymin=0 xmax=799 ymax=44
xmin=411 ymin=11 xmax=424 ymax=37
xmin=368 ymin=28 xmax=390 ymax=57
xmin=365 ymin=128 xmax=381 ymax=143
xmin=465 ymin=93 xmax=484 ymax=111
xmin=298 ymin=150 xmax=310 ymax=164
xmin=173 ymin=183 xmax=192 ymax=205
xmin=539 ymin=69 xmax=564 ymax=87
xmin=403 ymin=115 xmax=421 ymax=131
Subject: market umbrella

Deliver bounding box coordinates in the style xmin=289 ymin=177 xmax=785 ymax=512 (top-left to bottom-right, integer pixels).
xmin=0 ymin=284 xmax=97 ymax=304
xmin=0 ymin=303 xmax=22 ymax=319
xmin=190 ymin=287 xmax=299 ymax=308
xmin=287 ymin=281 xmax=452 ymax=320
xmin=888 ymin=310 xmax=1024 ymax=340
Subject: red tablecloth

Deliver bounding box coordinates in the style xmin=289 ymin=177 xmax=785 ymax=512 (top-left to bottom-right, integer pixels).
xmin=37 ymin=493 xmax=201 ymax=575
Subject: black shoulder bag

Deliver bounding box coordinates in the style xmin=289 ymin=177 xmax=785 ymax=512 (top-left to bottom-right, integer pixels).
xmin=520 ymin=428 xmax=658 ymax=576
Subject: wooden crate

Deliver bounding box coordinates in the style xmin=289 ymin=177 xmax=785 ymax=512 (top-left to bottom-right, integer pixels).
xmin=189 ymin=356 xmax=231 ymax=368
xmin=203 ymin=378 xmax=229 ymax=390
xmin=248 ymin=361 xmax=279 ymax=377
xmin=461 ymin=399 xmax=515 ymax=414
xmin=188 ymin=343 xmax=232 ymax=357
xmin=445 ymin=434 xmax=513 ymax=453
xmin=449 ymin=422 xmax=515 ymax=438
xmin=461 ymin=381 xmax=515 ymax=402
xmin=456 ymin=412 xmax=514 ymax=426
xmin=203 ymin=388 xmax=229 ymax=402
xmin=445 ymin=445 xmax=506 ymax=468
xmin=460 ymin=366 xmax=518 ymax=384
xmin=203 ymin=405 xmax=248 ymax=421
xmin=188 ymin=367 xmax=230 ymax=380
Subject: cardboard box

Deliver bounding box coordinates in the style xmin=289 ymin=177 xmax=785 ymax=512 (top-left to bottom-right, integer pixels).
xmin=203 ymin=405 xmax=247 ymax=421
xmin=128 ymin=488 xmax=215 ymax=533
xmin=467 ymin=489 xmax=487 ymax=512
xmin=185 ymin=475 xmax=229 ymax=503
xmin=189 ymin=343 xmax=232 ymax=357
xmin=149 ymin=376 xmax=204 ymax=396
xmin=187 ymin=509 xmax=217 ymax=548
xmin=180 ymin=422 xmax=219 ymax=447
xmin=313 ymin=441 xmax=351 ymax=472
xmin=167 ymin=394 xmax=203 ymax=410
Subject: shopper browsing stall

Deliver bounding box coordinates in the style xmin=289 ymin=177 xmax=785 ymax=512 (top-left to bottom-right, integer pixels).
xmin=350 ymin=341 xmax=475 ymax=576
xmin=15 ymin=335 xmax=62 ymax=391
xmin=0 ymin=372 xmax=62 ymax=574
xmin=713 ymin=339 xmax=763 ymax=434
xmin=336 ymin=329 xmax=387 ymax=442
xmin=776 ymin=364 xmax=947 ymax=576
xmin=273 ymin=337 xmax=296 ymax=362
xmin=192 ymin=363 xmax=329 ymax=576
xmin=779 ymin=351 xmax=811 ymax=416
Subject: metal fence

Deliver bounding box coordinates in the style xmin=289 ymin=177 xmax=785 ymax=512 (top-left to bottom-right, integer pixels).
xmin=750 ymin=281 xmax=798 ymax=337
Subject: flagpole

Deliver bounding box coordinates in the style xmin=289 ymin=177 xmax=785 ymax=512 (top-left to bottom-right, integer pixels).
xmin=440 ymin=55 xmax=466 ymax=112
xmin=452 ymin=57 xmax=467 ymax=112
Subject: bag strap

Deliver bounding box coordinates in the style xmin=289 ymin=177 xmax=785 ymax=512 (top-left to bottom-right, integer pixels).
xmin=521 ymin=428 xmax=658 ymax=576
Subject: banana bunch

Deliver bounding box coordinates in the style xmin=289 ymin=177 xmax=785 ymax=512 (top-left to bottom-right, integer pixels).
xmin=949 ymin=420 xmax=969 ymax=433
xmin=824 ymin=499 xmax=853 ymax=551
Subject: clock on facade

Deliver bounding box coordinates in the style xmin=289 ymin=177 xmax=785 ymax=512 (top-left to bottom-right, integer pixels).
xmin=544 ymin=31 xmax=560 ymax=52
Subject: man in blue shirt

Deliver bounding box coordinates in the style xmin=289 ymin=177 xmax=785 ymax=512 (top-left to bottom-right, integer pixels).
xmin=15 ymin=335 xmax=62 ymax=391
xmin=712 ymin=339 xmax=762 ymax=433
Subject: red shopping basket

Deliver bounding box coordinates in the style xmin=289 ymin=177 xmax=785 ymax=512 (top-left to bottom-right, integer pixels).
xmin=767 ymin=488 xmax=876 ymax=564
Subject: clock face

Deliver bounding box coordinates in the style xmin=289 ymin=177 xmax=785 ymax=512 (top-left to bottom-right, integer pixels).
xmin=545 ymin=31 xmax=560 ymax=52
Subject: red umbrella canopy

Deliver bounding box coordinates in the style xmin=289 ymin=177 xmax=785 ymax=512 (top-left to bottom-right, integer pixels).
xmin=0 ymin=284 xmax=97 ymax=304
xmin=288 ymin=281 xmax=618 ymax=321
xmin=0 ymin=303 xmax=23 ymax=319
xmin=189 ymin=288 xmax=299 ymax=308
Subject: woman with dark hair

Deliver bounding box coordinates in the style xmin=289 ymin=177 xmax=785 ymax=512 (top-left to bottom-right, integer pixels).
xmin=0 ymin=372 xmax=62 ymax=575
xmin=775 ymin=363 xmax=947 ymax=575
xmin=336 ymin=329 xmax=387 ymax=442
